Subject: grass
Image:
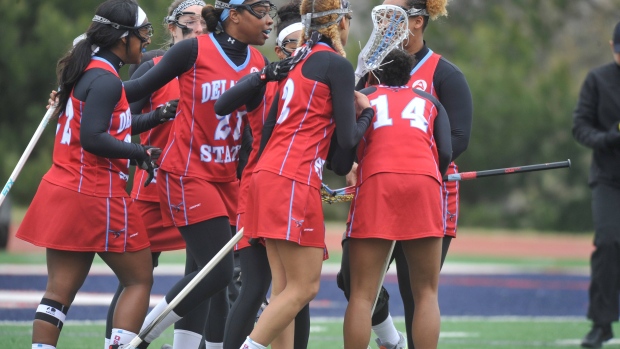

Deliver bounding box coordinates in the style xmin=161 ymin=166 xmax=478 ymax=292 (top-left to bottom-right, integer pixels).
xmin=0 ymin=318 xmax=610 ymax=349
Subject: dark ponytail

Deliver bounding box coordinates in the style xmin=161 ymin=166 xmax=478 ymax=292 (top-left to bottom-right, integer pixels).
xmin=202 ymin=4 xmax=224 ymax=33
xmin=276 ymin=0 xmax=302 ymax=35
xmin=53 ymin=0 xmax=139 ymax=119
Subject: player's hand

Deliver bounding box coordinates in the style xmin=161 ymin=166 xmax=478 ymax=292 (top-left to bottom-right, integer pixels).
xmin=155 ymin=99 xmax=179 ymax=123
xmin=47 ymin=90 xmax=58 ymax=110
xmin=136 ymin=146 xmax=162 ymax=187
xmin=259 ymin=57 xmax=294 ymax=82
xmin=346 ymin=162 xmax=358 ymax=186
xmin=354 ymin=91 xmax=370 ymax=117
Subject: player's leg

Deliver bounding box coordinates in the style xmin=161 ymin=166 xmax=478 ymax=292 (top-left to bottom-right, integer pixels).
xmin=140 ymin=217 xmax=234 ymax=346
xmin=396 ymin=227 xmax=453 ymax=349
xmin=339 ymin=236 xmax=401 ymax=349
xmin=243 ymin=239 xmax=323 ymax=348
xmin=266 ymin=239 xmax=295 ymax=349
xmin=293 ymin=303 xmax=310 ymax=349
xmin=223 ymin=244 xmax=272 ymax=349
xmin=344 ymin=238 xmax=394 ymax=349
xmin=32 ymin=249 xmax=95 ymax=347
xmin=400 ymin=237 xmax=442 ymax=349
xmin=99 ymin=247 xmax=154 ymax=346
xmin=105 ymin=252 xmax=161 ymax=348
xmin=171 ymin=249 xmax=208 ymax=349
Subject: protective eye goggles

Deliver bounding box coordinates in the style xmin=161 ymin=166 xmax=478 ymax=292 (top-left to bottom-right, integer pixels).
xmin=301 ymin=0 xmax=352 ymax=36
xmin=93 ymin=15 xmax=154 ymax=42
xmin=279 ymin=38 xmax=298 ymax=57
xmin=215 ymin=0 xmax=277 ymax=20
xmin=166 ymin=11 xmax=206 ymax=30
xmin=401 ymin=6 xmax=429 ymax=17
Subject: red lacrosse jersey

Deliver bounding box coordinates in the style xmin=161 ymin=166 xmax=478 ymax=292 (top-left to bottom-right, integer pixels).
xmin=255 ymin=43 xmax=336 ymax=189
xmin=357 ymin=85 xmax=441 ymax=185
xmin=44 ymin=57 xmax=132 ymax=198
xmin=159 ymin=33 xmax=265 ymax=182
xmin=131 ymin=56 xmax=178 ymax=202
xmin=408 ymin=49 xmax=441 ymax=97
xmin=237 ymin=81 xmax=279 ymax=214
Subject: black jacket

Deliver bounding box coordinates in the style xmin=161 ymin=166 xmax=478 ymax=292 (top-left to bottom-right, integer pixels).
xmin=573 ymin=62 xmax=620 ymax=187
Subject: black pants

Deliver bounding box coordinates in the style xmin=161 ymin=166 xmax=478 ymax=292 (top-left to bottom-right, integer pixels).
xmin=588 ymin=183 xmax=620 ymax=326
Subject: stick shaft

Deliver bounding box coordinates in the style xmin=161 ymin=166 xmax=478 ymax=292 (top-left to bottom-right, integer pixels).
xmin=126 ymin=229 xmax=244 ymax=348
xmin=371 ymin=240 xmax=395 ymax=315
xmin=444 ymin=159 xmax=571 ymax=182
xmin=0 ymin=107 xmax=55 ymax=207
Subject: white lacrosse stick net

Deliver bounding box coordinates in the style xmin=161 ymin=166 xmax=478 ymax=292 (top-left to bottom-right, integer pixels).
xmin=355 ymin=5 xmax=409 ymax=81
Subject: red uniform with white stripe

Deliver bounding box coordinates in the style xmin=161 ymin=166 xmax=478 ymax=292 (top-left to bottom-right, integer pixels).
xmin=158 ymin=33 xmax=265 ymax=227
xmin=409 ymin=49 xmax=459 ymax=237
xmin=254 ymin=43 xmax=336 ymax=189
xmin=17 ymin=58 xmax=150 ymax=252
xmin=247 ymin=43 xmax=336 ymax=254
xmin=347 ymin=86 xmax=444 ymax=240
xmin=130 ymin=56 xmax=185 ymax=252
xmin=235 ymin=81 xmax=279 ymax=251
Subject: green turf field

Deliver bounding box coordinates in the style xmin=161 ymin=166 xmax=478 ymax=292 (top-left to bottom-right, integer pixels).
xmin=1 ymin=318 xmax=612 ymax=349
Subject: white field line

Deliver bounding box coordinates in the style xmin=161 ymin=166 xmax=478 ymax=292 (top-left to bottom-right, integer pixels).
xmin=0 ymin=290 xmax=340 ymax=309
xmin=0 ymin=315 xmax=587 ymax=326
xmin=0 ymin=262 xmax=589 ymax=276
xmin=0 ymin=290 xmax=163 ymax=308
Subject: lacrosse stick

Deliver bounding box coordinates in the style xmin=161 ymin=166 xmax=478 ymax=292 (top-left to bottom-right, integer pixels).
xmin=443 ymin=159 xmax=571 ymax=182
xmin=371 ymin=240 xmax=396 ymax=315
xmin=355 ymin=5 xmax=409 ymax=83
xmin=321 ymin=183 xmax=355 ymax=204
xmin=321 ymin=160 xmax=572 ymax=204
xmin=0 ymin=106 xmax=56 ymax=207
xmin=123 ymin=228 xmax=244 ymax=349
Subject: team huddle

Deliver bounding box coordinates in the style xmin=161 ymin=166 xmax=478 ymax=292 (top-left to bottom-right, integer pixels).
xmin=16 ymin=0 xmax=473 ymax=349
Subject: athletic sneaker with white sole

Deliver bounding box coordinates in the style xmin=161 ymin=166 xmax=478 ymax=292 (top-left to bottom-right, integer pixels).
xmin=375 ymin=331 xmax=407 ymax=349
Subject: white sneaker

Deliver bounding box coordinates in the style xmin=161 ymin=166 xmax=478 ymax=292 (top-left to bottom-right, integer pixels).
xmin=375 ymin=332 xmax=406 ymax=349
xmin=161 ymin=344 xmax=173 ymax=349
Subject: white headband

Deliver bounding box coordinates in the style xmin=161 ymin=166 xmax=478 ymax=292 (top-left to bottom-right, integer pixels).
xmin=136 ymin=6 xmax=147 ymax=27
xmin=277 ymin=22 xmax=303 ymax=46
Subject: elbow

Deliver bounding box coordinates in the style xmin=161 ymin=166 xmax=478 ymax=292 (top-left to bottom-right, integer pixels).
xmin=214 ymin=100 xmax=229 ymax=116
xmin=80 ymin=136 xmax=99 ymax=155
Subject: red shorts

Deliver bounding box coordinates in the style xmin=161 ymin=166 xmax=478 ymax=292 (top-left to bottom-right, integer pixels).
xmin=16 ymin=180 xmax=150 ymax=252
xmin=347 ymin=173 xmax=444 ymax=240
xmin=158 ymin=170 xmax=238 ymax=227
xmin=246 ymin=171 xmax=328 ymax=256
xmin=442 ymin=163 xmax=460 ymax=237
xmin=234 ymin=213 xmax=253 ymax=251
xmin=134 ymin=200 xmax=185 ymax=252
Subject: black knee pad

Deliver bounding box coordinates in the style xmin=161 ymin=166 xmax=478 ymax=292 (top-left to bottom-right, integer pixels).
xmin=35 ymin=298 xmax=69 ymax=330
xmin=336 ymin=270 xmax=350 ymax=299
xmin=375 ymin=286 xmax=390 ymax=310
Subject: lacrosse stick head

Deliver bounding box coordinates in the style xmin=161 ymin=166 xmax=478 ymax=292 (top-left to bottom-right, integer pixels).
xmin=355 ymin=5 xmax=409 ymax=79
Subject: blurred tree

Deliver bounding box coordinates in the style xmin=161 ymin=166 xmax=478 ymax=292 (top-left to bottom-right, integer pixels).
xmin=3 ymin=0 xmax=620 ymax=232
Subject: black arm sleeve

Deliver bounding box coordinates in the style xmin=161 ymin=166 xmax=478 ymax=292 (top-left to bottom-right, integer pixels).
xmin=435 ymin=60 xmax=472 ymax=161
xmin=327 ymin=86 xmax=377 ymax=176
xmin=572 ymin=71 xmax=611 ymax=149
xmin=431 ymin=97 xmax=452 ymax=177
xmin=257 ymin=90 xmax=280 ymax=159
xmin=127 ymin=59 xmax=164 ymax=135
xmin=123 ymin=39 xmax=197 ymax=102
xmin=214 ymin=72 xmax=267 ymax=115
xmin=237 ymin=123 xmax=253 ymax=179
xmin=78 ymin=72 xmax=147 ymax=161
xmin=129 ymin=59 xmax=156 ymax=115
